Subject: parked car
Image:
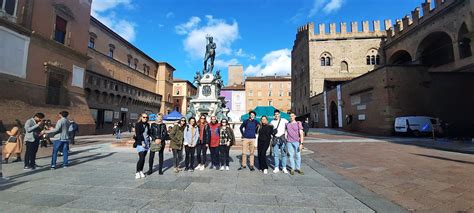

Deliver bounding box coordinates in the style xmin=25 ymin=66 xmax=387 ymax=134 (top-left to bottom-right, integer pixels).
xmin=394 ymin=116 xmax=440 ymax=137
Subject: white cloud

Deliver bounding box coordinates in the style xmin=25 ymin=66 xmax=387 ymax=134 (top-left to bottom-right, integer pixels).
xmin=245 ymin=49 xmax=291 ymax=77
xmin=175 ymin=16 xmax=201 ymax=35
xmin=166 ymin=12 xmax=175 ymax=19
xmin=175 ymin=15 xmax=240 ymax=59
xmin=323 ymin=0 xmax=344 ymax=13
xmin=235 ymin=48 xmax=256 ymax=60
xmin=92 ymin=0 xmax=137 ymax=42
xmin=215 ymin=58 xmax=239 ymax=69
xmin=308 ymin=0 xmax=344 ymax=17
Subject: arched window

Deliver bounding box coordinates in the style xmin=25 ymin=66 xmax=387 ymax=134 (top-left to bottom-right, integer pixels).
xmin=376 ymin=55 xmax=380 ymax=65
xmin=320 ymin=52 xmax=332 ymax=66
xmin=459 ymin=23 xmax=472 ymax=59
xmin=366 ymin=48 xmax=380 ymax=65
xmin=326 ymin=57 xmax=331 ymax=66
xmin=366 ymin=56 xmax=371 ymax=65
xmin=341 ymin=61 xmax=349 ymax=72
xmin=371 ymin=56 xmax=375 ymax=65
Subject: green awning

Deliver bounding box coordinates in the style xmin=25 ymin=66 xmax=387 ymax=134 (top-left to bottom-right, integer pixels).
xmin=240 ymin=106 xmax=290 ymax=122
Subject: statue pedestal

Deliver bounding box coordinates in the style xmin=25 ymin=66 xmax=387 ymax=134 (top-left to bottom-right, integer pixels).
xmin=188 ymin=73 xmax=226 ymax=119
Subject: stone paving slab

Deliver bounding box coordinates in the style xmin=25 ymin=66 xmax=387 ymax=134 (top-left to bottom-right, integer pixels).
xmin=0 ymin=142 xmax=399 ymax=212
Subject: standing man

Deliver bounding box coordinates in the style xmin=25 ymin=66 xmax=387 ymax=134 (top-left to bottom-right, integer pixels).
xmin=196 ymin=115 xmax=211 ymax=170
xmin=286 ymin=112 xmax=304 ymax=175
xmin=208 ymin=116 xmax=220 ymax=169
xmin=68 ymin=119 xmax=79 ymax=145
xmin=23 ymin=113 xmax=45 ymax=170
xmin=46 ymin=111 xmax=71 ymax=169
xmin=239 ymin=111 xmax=259 ymax=171
xmin=270 ymin=110 xmax=289 ymax=174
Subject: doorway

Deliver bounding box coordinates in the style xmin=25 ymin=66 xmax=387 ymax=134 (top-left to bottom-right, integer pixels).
xmin=330 ymin=101 xmax=338 ymax=128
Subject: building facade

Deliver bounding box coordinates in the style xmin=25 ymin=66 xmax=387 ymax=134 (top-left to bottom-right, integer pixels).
xmin=221 ymin=84 xmax=246 ymax=121
xmin=0 ymin=0 xmax=96 ymax=134
xmin=291 ymin=21 xmax=389 ymax=117
xmin=156 ymin=62 xmax=176 ymax=115
xmin=228 ymin=64 xmax=244 ymax=86
xmin=245 ymin=76 xmax=291 ymax=113
xmin=85 ymin=17 xmax=162 ymax=133
xmin=307 ymin=0 xmax=474 ymax=136
xmin=172 ymin=79 xmax=197 ymax=115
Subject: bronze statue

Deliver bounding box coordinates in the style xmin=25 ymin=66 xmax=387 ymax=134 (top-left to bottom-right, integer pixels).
xmin=203 ymin=36 xmax=216 ymax=73
xmin=193 ymin=71 xmax=202 ymax=85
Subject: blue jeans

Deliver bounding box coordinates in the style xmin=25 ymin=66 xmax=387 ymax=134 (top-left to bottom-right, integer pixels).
xmin=273 ymin=142 xmax=287 ymax=169
xmin=51 ymin=140 xmax=69 ymax=167
xmin=287 ymin=142 xmax=301 ymax=170
xmin=116 ymin=129 xmax=121 ymax=139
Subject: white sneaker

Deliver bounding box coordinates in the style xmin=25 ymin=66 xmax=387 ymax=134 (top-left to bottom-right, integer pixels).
xmin=200 ymin=165 xmax=205 ymax=171
xmin=220 ymin=166 xmax=224 ymax=171
xmin=225 ymin=166 xmax=230 ymax=171
xmin=195 ymin=164 xmax=202 ymax=170
xmin=273 ymin=168 xmax=280 ymax=174
xmin=263 ymin=169 xmax=268 ymax=174
xmin=282 ymin=168 xmax=289 ymax=174
xmin=135 ymin=172 xmax=140 ymax=179
xmin=139 ymin=171 xmax=145 ymax=178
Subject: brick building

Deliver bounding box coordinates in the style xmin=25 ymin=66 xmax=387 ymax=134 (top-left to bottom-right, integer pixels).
xmin=172 ymin=79 xmax=197 ymax=115
xmin=291 ymin=20 xmax=390 ymax=117
xmin=305 ymin=0 xmax=474 ymax=136
xmin=245 ymin=76 xmax=292 ymax=113
xmin=0 ymin=0 xmax=96 ymax=134
xmin=85 ymin=17 xmax=165 ymax=133
xmin=228 ymin=64 xmax=244 ymax=86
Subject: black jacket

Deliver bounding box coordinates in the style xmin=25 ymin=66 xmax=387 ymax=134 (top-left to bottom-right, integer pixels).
xmin=150 ymin=123 xmax=168 ymax=142
xmin=197 ymin=123 xmax=211 ymax=145
xmin=134 ymin=122 xmax=150 ymax=146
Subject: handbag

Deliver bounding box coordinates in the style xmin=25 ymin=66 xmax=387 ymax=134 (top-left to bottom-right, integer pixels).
xmin=272 ymin=119 xmax=281 ymax=136
xmin=7 ymin=136 xmax=17 ymax=143
xmin=150 ymin=140 xmax=162 ymax=152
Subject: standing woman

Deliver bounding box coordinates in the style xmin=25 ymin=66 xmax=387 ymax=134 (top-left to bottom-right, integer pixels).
xmin=134 ymin=113 xmax=150 ymax=179
xmin=169 ymin=117 xmax=186 ymax=173
xmin=218 ymin=119 xmax=234 ymax=171
xmin=257 ymin=116 xmax=273 ymax=174
xmin=184 ymin=117 xmax=199 ymax=171
xmin=2 ymin=119 xmax=24 ymax=164
xmin=148 ymin=113 xmax=168 ymax=175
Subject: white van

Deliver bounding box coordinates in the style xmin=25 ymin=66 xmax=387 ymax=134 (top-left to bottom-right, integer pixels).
xmin=394 ymin=116 xmax=440 ymax=137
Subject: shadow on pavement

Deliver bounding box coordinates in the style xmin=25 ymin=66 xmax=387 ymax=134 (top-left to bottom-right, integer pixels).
xmin=412 ymin=153 xmax=474 ymax=165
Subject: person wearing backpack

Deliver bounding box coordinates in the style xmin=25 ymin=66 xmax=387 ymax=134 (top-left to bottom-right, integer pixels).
xmin=239 ymin=111 xmax=259 ymax=171
xmin=183 ymin=117 xmax=199 ymax=172
xmin=270 ymin=109 xmax=289 ymax=174
xmin=286 ymin=112 xmax=305 ymax=175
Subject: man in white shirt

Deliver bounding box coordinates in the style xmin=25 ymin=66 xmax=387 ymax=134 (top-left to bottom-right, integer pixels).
xmin=270 ymin=109 xmax=289 ymax=174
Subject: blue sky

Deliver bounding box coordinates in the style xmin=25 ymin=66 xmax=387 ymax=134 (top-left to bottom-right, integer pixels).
xmin=92 ymin=0 xmax=424 ymax=84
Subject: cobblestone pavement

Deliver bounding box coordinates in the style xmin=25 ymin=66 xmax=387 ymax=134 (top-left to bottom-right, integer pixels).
xmin=306 ymin=138 xmax=474 ymax=212
xmin=0 ymin=136 xmax=404 ymax=212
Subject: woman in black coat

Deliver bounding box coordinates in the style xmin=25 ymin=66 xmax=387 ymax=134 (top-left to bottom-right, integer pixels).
xmin=134 ymin=113 xmax=150 ymax=179
xmin=257 ymin=116 xmax=273 ymax=174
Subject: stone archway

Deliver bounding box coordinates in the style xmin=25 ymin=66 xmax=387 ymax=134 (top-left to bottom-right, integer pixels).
xmin=417 ymin=31 xmax=454 ymax=67
xmin=389 ymin=50 xmax=412 ymax=65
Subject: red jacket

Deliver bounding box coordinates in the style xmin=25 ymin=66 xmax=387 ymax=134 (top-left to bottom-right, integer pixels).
xmin=209 ymin=122 xmax=221 ymax=147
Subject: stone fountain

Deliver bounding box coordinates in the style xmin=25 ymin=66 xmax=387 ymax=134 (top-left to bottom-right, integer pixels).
xmin=185 ymin=36 xmax=230 ymax=121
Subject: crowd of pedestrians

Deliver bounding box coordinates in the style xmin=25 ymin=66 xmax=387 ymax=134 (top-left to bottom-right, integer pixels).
xmin=132 ymin=109 xmax=305 ymax=179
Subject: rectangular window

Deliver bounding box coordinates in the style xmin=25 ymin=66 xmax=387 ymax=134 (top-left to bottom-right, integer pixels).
xmin=54 ymin=16 xmax=67 ymax=44
xmin=249 ymin=90 xmax=253 ymax=97
xmin=127 ymin=58 xmax=131 ymax=67
xmin=71 ymin=65 xmax=84 ymax=88
xmin=269 ymin=100 xmax=272 ymax=106
xmin=108 ymin=48 xmax=114 ymax=58
xmin=88 ymin=37 xmax=95 ymax=48
xmin=269 ymin=91 xmax=272 ymax=97
xmin=2 ymin=0 xmax=17 ymax=16
xmin=46 ymin=72 xmax=68 ymax=105
xmin=269 ymin=83 xmax=272 ymax=89
xmin=279 ymin=91 xmax=283 ymax=97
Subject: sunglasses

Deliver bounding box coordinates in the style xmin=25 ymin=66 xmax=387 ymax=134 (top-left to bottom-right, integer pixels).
xmin=180 ymin=120 xmax=186 ymax=122
xmin=142 ymin=117 xmax=148 ymax=119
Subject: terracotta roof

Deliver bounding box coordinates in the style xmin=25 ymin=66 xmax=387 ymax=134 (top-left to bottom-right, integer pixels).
xmin=245 ymin=76 xmax=291 ymax=82
xmin=222 ymin=84 xmax=245 ymax=90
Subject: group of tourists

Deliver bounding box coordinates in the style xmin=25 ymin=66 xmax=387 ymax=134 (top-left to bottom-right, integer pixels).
xmin=2 ymin=111 xmax=78 ymax=170
xmin=132 ymin=109 xmax=305 ymax=179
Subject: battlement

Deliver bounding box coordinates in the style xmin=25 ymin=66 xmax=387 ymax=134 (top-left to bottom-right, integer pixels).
xmin=296 ymin=20 xmax=388 ymax=40
xmin=386 ymin=0 xmax=457 ymax=41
